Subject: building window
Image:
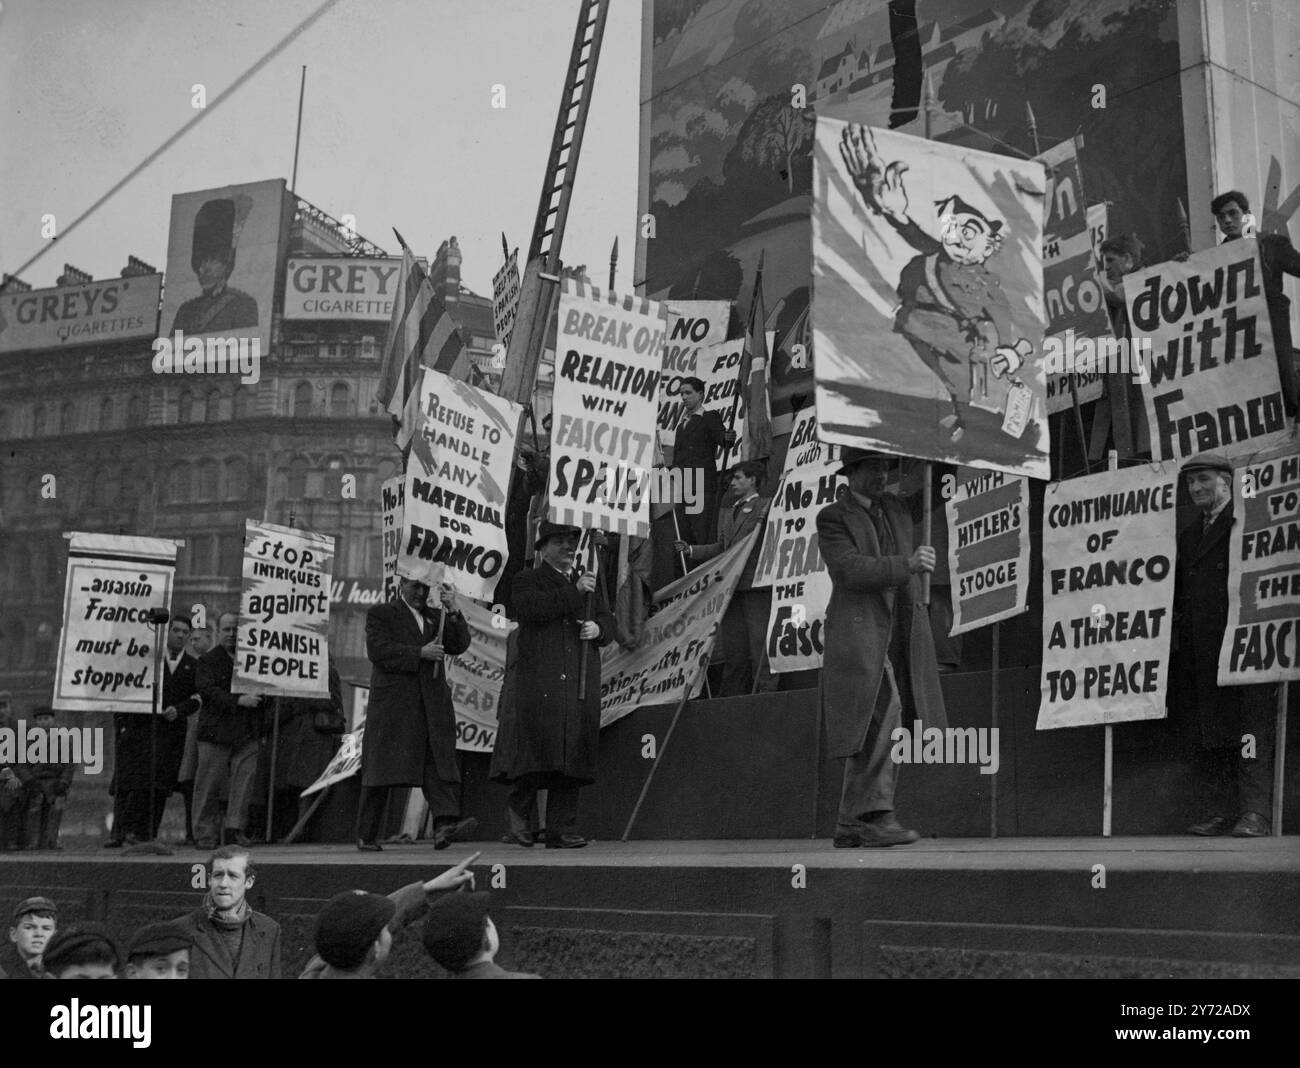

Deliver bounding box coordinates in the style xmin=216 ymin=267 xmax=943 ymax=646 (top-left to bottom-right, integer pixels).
xmin=322 ymin=455 xmax=346 ymax=500
xmin=219 ymin=532 xmax=242 ymax=576
xmin=330 ymin=382 xmax=351 ymax=417
xmin=178 ymin=390 xmax=193 ymax=423
xmin=224 ymin=457 xmax=248 ymax=500
xmin=197 ymin=459 xmax=218 ymax=501
xmin=99 ymin=397 xmax=114 ymax=431
xmin=33 ymin=622 xmax=53 ymax=669
xmin=60 ymin=401 xmax=76 ymax=434
xmin=127 ymin=394 xmax=143 ymax=427
xmin=233 ymin=388 xmax=253 ymax=420
xmin=169 ymin=463 xmax=192 ymax=504
xmin=293 ymin=381 xmax=314 ymax=417
xmin=206 ymin=388 xmax=222 ymax=422
xmin=32 ymin=405 xmax=46 ymax=436
xmin=287 ymin=457 xmax=308 ymax=499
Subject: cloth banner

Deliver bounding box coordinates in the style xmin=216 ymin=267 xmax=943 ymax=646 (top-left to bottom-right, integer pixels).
xmin=234 ymin=520 xmax=333 ymax=698
xmin=1037 ymin=465 xmax=1178 ymax=729
xmin=446 ymin=598 xmax=516 ymax=752
xmin=301 ymin=722 xmax=364 ymax=797
xmin=599 ymin=530 xmax=756 ymax=726
xmin=1128 ymin=241 xmax=1288 ymax=462
xmin=658 ymin=299 xmax=731 ymax=444
xmin=381 ymin=475 xmax=404 ymax=603
xmin=53 ymin=533 xmax=179 ymax=714
xmin=695 ymin=331 xmax=776 ymax=472
xmin=399 ymin=370 xmax=523 ymax=600
xmin=945 ymin=470 xmax=1030 ymax=635
xmin=812 ymin=119 xmax=1049 ymax=479
xmin=1220 ymin=444 xmax=1300 ymax=684
xmin=549 ymin=278 xmax=667 ymax=537
xmin=752 ymin=407 xmax=844 ymax=672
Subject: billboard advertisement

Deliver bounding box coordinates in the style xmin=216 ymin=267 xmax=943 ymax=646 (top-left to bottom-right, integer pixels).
xmin=0 ymin=274 xmax=161 ymax=353
xmin=283 ymin=257 xmax=404 ymax=321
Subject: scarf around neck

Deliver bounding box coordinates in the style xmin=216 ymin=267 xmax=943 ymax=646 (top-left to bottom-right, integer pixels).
xmin=203 ymin=891 xmax=251 ymax=929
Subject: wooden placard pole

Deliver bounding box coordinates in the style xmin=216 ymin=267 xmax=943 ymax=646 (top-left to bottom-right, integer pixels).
xmin=1102 ymin=448 xmax=1118 ymax=837
xmin=1273 ymin=682 xmax=1288 ymax=836
xmin=990 ymin=621 xmax=1000 ymax=839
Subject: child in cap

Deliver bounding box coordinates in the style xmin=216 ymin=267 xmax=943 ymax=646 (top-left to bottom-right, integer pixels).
xmin=422 ymin=892 xmax=539 ymax=979
xmin=125 ymin=921 xmax=192 ymax=979
xmin=2 ymin=896 xmax=58 ymax=979
xmin=41 ymin=923 xmax=120 ymax=980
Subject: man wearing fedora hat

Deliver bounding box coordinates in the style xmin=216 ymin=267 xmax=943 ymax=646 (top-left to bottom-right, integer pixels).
xmin=1173 ymin=452 xmax=1277 ymax=837
xmin=817 ymin=447 xmax=947 ymax=847
xmin=170 ymin=197 xmax=259 ymax=335
xmin=490 ymin=522 xmax=616 ymax=847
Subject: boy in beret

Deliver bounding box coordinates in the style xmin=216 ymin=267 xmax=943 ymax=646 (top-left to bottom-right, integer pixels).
xmin=2 ymin=897 xmax=58 ymax=979
xmin=125 ymin=922 xmax=192 ymax=979
xmin=422 ymin=891 xmax=540 ymax=979
xmin=42 ymin=924 xmax=120 ymax=980
xmin=299 ymin=852 xmax=479 ymax=979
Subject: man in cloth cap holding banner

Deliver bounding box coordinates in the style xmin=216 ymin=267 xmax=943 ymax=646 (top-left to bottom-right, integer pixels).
xmin=817 ymin=448 xmax=947 ymax=847
xmin=1172 ymin=452 xmax=1276 ymax=838
xmin=490 ymin=522 xmax=616 ymax=848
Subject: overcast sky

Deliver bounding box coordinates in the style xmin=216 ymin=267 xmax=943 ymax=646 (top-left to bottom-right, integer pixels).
xmin=0 ymin=0 xmax=642 ymax=298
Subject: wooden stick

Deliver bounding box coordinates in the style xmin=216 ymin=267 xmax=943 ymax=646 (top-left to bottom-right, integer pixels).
xmin=1102 ymin=448 xmax=1117 ymax=837
xmin=577 ymin=535 xmax=597 ymax=701
xmin=670 ymin=508 xmax=690 ymax=577
xmin=990 ymin=621 xmax=999 ymax=839
xmin=921 ymin=463 xmax=933 ymax=606
xmin=282 ymin=785 xmax=329 ymax=845
xmin=1273 ymin=682 xmax=1288 ymax=836
xmin=265 ymin=698 xmax=281 ymax=843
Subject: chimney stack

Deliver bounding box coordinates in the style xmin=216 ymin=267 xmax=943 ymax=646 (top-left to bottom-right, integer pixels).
xmin=121 ymin=255 xmax=157 ymax=278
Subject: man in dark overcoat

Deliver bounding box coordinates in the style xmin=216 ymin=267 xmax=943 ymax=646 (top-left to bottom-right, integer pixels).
xmin=491 ymin=523 xmax=616 ymax=848
xmin=669 ymin=377 xmax=737 ymax=545
xmin=1173 ymin=452 xmax=1276 ymax=837
xmin=817 ymin=448 xmax=947 ymax=847
xmin=357 ymin=578 xmax=475 ymax=851
xmin=111 ymin=614 xmax=202 ymax=844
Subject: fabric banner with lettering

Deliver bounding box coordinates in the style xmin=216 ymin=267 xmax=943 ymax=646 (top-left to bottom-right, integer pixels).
xmin=599 ymin=530 xmax=756 ymax=726
xmin=812 ymin=119 xmax=1049 ymax=479
xmin=945 ymin=470 xmax=1030 ymax=635
xmin=751 ymin=407 xmax=844 ymax=673
xmin=549 ymin=278 xmax=668 ymax=537
xmin=658 ymin=299 xmax=731 ymax=444
xmin=446 ymin=598 xmax=516 ymax=752
xmin=1128 ymin=241 xmax=1288 ymax=462
xmin=1037 ymin=465 xmax=1178 ymax=729
xmin=53 ymin=533 xmax=179 ymax=714
xmin=301 ymin=722 xmax=364 ymax=797
xmin=1220 ymin=443 xmax=1300 ymax=684
xmin=696 ymin=331 xmax=776 ymax=473
xmin=381 ymin=475 xmax=404 ymax=603
xmin=234 ymin=520 xmax=333 ymax=698
xmin=399 ymin=371 xmax=523 ymax=600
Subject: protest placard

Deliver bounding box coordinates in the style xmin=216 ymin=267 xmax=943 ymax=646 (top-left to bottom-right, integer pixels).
xmin=381 ymin=475 xmax=404 ymax=604
xmin=235 ymin=520 xmax=333 ymax=698
xmin=1127 ymin=241 xmax=1289 ymax=462
xmin=446 ymin=598 xmax=516 ymax=752
xmin=658 ymin=300 xmax=730 ymax=443
xmin=549 ymin=278 xmax=667 ymax=537
xmin=1220 ymin=444 xmax=1300 ymax=684
xmin=945 ymin=470 xmax=1030 ymax=635
xmin=751 ymin=407 xmax=844 ymax=672
xmin=53 ymin=534 xmax=178 ymax=714
xmin=301 ymin=722 xmax=364 ymax=797
xmin=1037 ymin=465 xmax=1178 ymax=728
xmin=599 ymin=530 xmax=756 ymax=725
xmin=399 ymin=371 xmax=523 ymax=600
xmin=493 ymin=247 xmax=521 ymax=351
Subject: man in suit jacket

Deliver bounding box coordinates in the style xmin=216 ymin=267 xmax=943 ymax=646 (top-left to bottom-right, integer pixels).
xmin=357 ymin=577 xmax=475 ymax=851
xmin=1173 ymin=453 xmax=1277 ymax=837
xmin=669 ymin=377 xmax=737 ymax=546
xmin=676 ymin=460 xmax=776 ymax=696
xmin=175 ymin=845 xmax=280 ymax=979
xmin=110 ymin=614 xmax=202 ymax=845
xmin=194 ymin=613 xmax=267 ymax=849
xmin=817 ymin=448 xmax=947 ymax=847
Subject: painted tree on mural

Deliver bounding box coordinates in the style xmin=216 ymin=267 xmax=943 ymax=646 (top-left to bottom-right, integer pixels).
xmin=740 ymin=97 xmax=816 ymax=193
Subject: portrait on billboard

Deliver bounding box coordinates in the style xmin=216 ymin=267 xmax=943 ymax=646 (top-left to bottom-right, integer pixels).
xmin=160 ymin=179 xmax=290 ymax=350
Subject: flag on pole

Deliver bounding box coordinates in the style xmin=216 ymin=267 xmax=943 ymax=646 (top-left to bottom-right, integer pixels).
xmin=377 ymin=232 xmax=468 ymax=450
xmin=738 ymin=256 xmax=774 ymax=461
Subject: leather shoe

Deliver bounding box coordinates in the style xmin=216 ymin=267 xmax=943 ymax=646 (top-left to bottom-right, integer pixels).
xmin=545 ymin=833 xmax=589 ymax=849
xmin=356 ymin=839 xmax=382 ymax=852
xmin=195 ymin=839 xmax=218 ymax=850
xmin=432 ymin=816 xmax=479 ymax=850
xmin=1188 ymin=815 xmax=1231 ymax=836
xmin=1231 ymin=812 xmax=1270 ymax=837
xmin=502 ymin=829 xmax=535 ymax=847
xmin=845 ymin=814 xmax=920 ymax=847
xmin=103 ymin=838 xmax=124 ymax=849
xmin=224 ymin=830 xmax=254 ymax=848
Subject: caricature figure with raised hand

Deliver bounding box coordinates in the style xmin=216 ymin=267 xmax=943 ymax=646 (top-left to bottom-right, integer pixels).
xmin=839 ymin=124 xmax=1033 ymax=441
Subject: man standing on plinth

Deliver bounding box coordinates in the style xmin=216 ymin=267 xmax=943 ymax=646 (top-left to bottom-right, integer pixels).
xmin=1173 ymin=453 xmax=1276 ymax=837
xmin=817 ymin=449 xmax=947 ymax=847
xmin=491 ymin=523 xmax=616 ymax=848
xmin=357 ymin=578 xmax=477 ymax=852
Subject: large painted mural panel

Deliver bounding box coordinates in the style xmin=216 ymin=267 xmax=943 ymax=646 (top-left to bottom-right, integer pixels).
xmin=640 ymin=0 xmax=1189 ymax=425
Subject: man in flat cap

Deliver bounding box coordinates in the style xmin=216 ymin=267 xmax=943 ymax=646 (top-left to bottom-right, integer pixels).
xmin=1173 ymin=452 xmax=1277 ymax=837
xmin=422 ymin=891 xmax=540 ymax=978
xmin=125 ymin=922 xmax=192 ymax=979
xmin=170 ymin=197 xmax=259 ymax=335
xmin=817 ymin=448 xmax=947 ymax=847
xmin=21 ymin=706 xmax=75 ymax=850
xmin=491 ymin=522 xmax=616 ymax=848
xmin=1 ymin=896 xmax=57 ymax=979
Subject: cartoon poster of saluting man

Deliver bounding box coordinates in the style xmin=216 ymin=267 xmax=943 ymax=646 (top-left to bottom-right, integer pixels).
xmin=812 ymin=118 xmax=1050 ymax=481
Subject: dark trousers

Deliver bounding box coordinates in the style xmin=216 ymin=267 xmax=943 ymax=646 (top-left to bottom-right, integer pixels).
xmin=119 ymin=789 xmax=169 ymax=841
xmin=508 ymin=780 xmax=581 ymax=836
xmin=23 ymin=781 xmax=66 ymax=850
xmin=179 ymin=781 xmax=195 ymax=842
xmin=719 ymin=588 xmax=777 ymax=696
xmin=835 ymin=660 xmax=903 ymax=829
xmin=357 ymin=759 xmax=460 ymax=843
xmin=1194 ymin=729 xmax=1275 ymax=819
